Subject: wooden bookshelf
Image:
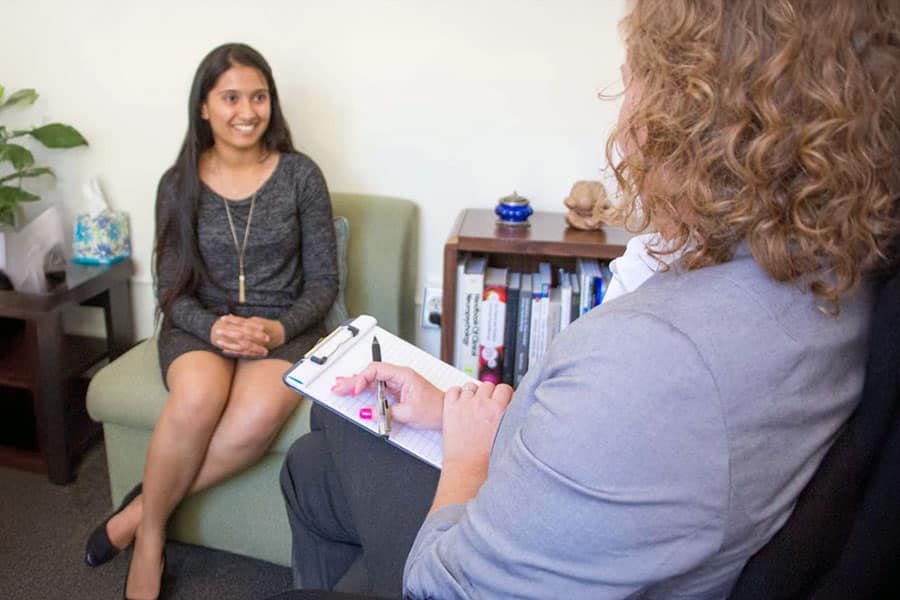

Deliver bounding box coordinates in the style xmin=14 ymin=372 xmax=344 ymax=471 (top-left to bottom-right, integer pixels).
xmin=440 ymin=209 xmax=632 ymax=364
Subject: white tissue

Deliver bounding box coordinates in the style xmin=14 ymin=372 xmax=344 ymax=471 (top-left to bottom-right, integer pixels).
xmin=83 ymin=177 xmax=109 ymax=217
xmin=4 ymin=206 xmax=67 ymax=293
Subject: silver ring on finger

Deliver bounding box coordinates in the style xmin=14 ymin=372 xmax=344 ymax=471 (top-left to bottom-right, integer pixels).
xmin=462 ymin=382 xmax=478 ymax=395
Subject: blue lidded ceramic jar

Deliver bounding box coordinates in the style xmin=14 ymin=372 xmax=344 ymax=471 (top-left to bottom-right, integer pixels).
xmin=495 ymin=191 xmax=533 ymax=226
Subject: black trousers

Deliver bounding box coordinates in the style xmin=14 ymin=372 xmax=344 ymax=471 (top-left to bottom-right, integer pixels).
xmin=280 ymin=403 xmax=440 ymax=598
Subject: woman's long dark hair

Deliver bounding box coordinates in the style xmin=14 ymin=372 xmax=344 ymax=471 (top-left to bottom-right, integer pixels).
xmin=155 ymin=42 xmax=296 ymax=321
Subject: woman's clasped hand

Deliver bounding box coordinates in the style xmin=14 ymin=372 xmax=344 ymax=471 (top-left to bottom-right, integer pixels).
xmin=210 ymin=314 xmax=286 ymax=357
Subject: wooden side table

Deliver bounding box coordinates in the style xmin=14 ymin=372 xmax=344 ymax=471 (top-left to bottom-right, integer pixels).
xmin=441 ymin=209 xmax=632 ymax=364
xmin=0 ymin=259 xmax=134 ymax=484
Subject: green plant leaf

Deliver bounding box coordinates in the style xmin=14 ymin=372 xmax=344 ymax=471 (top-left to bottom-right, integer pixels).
xmin=29 ymin=123 xmax=88 ymax=148
xmin=0 ymin=205 xmax=15 ymax=227
xmin=0 ymin=84 xmax=4 ymax=103
xmin=0 ymin=185 xmax=40 ymax=205
xmin=0 ymin=166 xmax=53 ymax=185
xmin=0 ymin=88 xmax=38 ymax=111
xmin=0 ymin=143 xmax=35 ymax=170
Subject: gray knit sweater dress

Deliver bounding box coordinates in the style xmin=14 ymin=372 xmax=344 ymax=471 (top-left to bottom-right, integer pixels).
xmin=155 ymin=152 xmax=338 ymax=379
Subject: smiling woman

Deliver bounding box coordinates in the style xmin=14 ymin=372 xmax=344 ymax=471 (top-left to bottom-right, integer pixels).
xmin=82 ymin=43 xmax=339 ymax=600
xmin=200 ymin=64 xmax=272 ymax=158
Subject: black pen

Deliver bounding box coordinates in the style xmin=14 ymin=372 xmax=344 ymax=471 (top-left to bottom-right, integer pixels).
xmin=371 ymin=336 xmax=391 ymax=437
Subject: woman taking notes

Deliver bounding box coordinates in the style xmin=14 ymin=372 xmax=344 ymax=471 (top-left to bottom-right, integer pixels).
xmin=280 ymin=1 xmax=900 ymax=598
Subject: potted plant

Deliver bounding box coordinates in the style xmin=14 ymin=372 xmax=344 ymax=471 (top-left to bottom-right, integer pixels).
xmin=0 ymin=84 xmax=88 ymax=228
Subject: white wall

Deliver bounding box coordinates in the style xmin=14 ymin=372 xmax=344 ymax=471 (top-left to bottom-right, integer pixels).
xmin=1 ymin=0 xmax=625 ymax=354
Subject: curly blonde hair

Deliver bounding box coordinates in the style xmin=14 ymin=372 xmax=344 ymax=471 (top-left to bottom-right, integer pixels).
xmin=608 ymin=0 xmax=900 ymax=310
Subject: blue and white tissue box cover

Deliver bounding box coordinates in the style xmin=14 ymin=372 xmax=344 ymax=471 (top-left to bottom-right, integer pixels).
xmin=73 ymin=210 xmax=131 ymax=264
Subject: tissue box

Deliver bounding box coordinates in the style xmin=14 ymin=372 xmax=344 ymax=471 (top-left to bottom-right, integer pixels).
xmin=73 ymin=210 xmax=131 ymax=264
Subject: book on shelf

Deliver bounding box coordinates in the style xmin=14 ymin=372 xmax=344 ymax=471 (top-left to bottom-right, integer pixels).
xmin=514 ymin=273 xmax=533 ymax=387
xmin=528 ymin=262 xmax=553 ymax=369
xmin=502 ymin=272 xmax=521 ymax=386
xmin=557 ymin=267 xmax=573 ymax=330
xmin=576 ymin=258 xmax=603 ymax=316
xmin=569 ymin=272 xmax=580 ymax=325
xmin=456 ymin=255 xmax=488 ymax=377
xmin=477 ymin=267 xmax=509 ymax=384
xmin=598 ymin=262 xmax=613 ymax=304
xmin=453 ymin=253 xmax=469 ymax=369
xmin=547 ymin=286 xmax=562 ymax=343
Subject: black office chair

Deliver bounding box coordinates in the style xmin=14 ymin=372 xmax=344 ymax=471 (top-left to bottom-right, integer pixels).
xmin=729 ymin=269 xmax=900 ymax=600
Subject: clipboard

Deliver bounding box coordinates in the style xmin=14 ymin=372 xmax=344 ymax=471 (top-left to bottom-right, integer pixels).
xmin=283 ymin=315 xmax=476 ymax=469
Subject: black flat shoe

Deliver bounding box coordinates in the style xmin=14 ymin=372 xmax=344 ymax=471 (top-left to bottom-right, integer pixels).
xmin=84 ymin=482 xmax=142 ymax=567
xmin=123 ymin=549 xmax=169 ymax=600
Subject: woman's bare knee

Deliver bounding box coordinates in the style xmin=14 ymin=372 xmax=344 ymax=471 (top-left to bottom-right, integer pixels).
xmin=163 ymin=385 xmax=228 ymax=434
xmin=215 ymin=360 xmax=299 ymax=456
xmin=222 ymin=394 xmax=299 ymax=456
xmin=162 ymin=351 xmax=234 ymax=434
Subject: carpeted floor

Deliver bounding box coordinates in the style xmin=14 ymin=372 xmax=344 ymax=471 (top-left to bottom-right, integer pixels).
xmin=0 ymin=441 xmax=293 ymax=600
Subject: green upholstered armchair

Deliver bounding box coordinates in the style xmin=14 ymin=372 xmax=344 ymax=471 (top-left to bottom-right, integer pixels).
xmin=86 ymin=193 xmax=419 ymax=566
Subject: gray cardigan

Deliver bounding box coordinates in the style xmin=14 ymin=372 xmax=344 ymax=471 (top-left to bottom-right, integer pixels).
xmin=404 ymin=247 xmax=872 ymax=599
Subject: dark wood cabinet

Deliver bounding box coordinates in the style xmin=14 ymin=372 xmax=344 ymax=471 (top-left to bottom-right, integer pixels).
xmin=0 ymin=259 xmax=134 ymax=484
xmin=440 ymin=209 xmax=632 ymax=364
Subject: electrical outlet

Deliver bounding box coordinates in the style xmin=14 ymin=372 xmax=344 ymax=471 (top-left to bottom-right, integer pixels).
xmin=421 ymin=287 xmax=442 ymax=329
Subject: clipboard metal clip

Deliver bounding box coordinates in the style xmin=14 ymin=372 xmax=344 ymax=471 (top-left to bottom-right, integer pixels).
xmin=304 ymin=320 xmax=360 ymax=365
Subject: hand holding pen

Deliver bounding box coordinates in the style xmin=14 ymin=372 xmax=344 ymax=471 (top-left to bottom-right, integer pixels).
xmin=371 ymin=337 xmax=391 ymax=437
xmin=330 ymin=362 xmax=445 ymax=430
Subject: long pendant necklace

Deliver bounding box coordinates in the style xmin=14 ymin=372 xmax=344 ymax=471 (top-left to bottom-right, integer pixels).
xmin=222 ymin=193 xmax=257 ymax=303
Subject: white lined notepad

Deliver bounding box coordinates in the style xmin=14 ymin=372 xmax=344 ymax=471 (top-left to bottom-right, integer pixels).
xmin=283 ymin=315 xmax=475 ymax=469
